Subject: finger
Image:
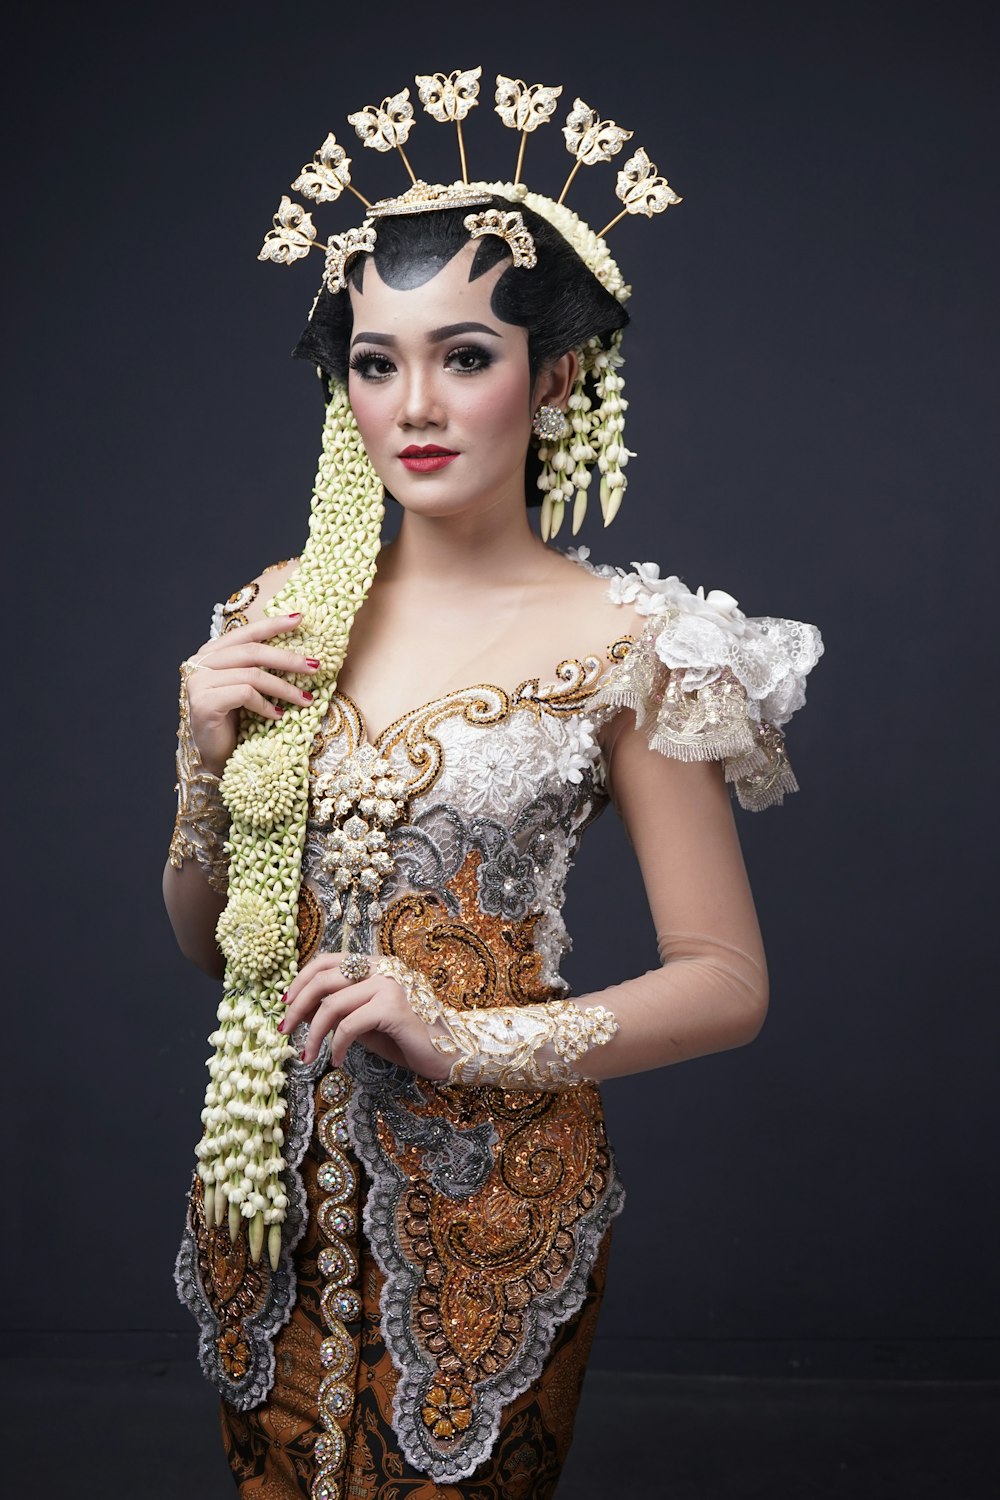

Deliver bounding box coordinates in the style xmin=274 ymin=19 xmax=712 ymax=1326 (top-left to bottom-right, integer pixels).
xmin=284 ymin=951 xmax=345 ymax=1000
xmin=192 ymin=666 xmax=317 ymax=709
xmin=283 ymin=950 xmax=358 ymax=1002
xmin=212 ymin=613 xmax=307 ymax=648
xmin=282 ymin=957 xmax=355 ymax=1023
xmin=299 ymin=976 xmax=381 ymax=1030
xmin=188 ymin=613 xmax=303 ymax=663
xmin=196 ymin=641 xmax=322 ymax=676
xmin=325 ymin=996 xmax=389 ymax=1067
xmin=195 ymin=679 xmax=287 ymax=722
xmin=302 ymin=982 xmax=382 ymax=1063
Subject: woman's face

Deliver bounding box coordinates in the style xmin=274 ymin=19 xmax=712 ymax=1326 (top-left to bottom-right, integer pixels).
xmin=347 ymin=242 xmax=539 ymax=520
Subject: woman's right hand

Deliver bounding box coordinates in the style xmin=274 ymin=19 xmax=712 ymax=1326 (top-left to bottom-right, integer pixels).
xmin=184 ymin=613 xmax=321 ymax=776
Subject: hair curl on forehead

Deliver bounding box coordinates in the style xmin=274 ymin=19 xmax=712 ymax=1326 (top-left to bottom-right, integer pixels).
xmin=293 ymin=196 xmax=629 ymax=384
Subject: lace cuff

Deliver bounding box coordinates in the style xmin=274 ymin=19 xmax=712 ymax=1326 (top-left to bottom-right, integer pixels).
xmin=376 ymin=955 xmax=618 ymax=1090
xmin=167 ymin=661 xmax=231 ymax=895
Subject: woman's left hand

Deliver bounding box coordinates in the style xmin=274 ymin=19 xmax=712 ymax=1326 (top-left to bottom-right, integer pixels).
xmin=279 ymin=953 xmax=450 ymax=1079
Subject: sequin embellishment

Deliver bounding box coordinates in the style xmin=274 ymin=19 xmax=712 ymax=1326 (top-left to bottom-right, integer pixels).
xmin=311 ymin=1066 xmax=360 ymax=1500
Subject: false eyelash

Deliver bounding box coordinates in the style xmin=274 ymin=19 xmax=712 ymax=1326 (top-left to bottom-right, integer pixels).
xmin=445 ymin=344 xmax=495 ymax=372
xmin=348 ymin=349 xmax=394 ymax=379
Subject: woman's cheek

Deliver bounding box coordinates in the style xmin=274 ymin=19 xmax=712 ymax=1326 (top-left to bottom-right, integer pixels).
xmin=348 ymin=384 xmax=389 ymax=466
xmin=347 ymin=380 xmax=375 ymax=435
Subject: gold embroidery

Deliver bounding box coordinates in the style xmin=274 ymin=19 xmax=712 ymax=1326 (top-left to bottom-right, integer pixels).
xmin=215 ymin=561 xmax=295 ymax=635
xmin=421 ymin=1380 xmax=474 ymax=1438
xmin=309 ymin=691 xmax=364 ymax=764
xmin=379 ymin=1085 xmax=612 ymax=1391
xmin=607 ymin=633 xmax=636 ymax=664
xmin=296 ymin=882 xmax=324 ymax=966
xmin=513 ymin=653 xmax=605 ymax=714
xmin=306 ymin=643 xmax=629 ymax=804
xmin=374 ymin=686 xmax=512 ymax=799
xmin=380 ymin=850 xmax=561 ymax=1010
xmin=219 ymin=580 xmax=260 ymax=634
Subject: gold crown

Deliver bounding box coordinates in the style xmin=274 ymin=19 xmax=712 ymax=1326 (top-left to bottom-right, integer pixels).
xmin=259 ymin=69 xmax=681 ymax=298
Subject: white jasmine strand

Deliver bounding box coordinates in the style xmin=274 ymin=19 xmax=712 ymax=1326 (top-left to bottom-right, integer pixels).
xmin=195 ymin=380 xmax=385 ymax=1266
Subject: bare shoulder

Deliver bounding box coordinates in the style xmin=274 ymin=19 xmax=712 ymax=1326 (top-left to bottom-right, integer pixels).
xmin=212 ymin=557 xmax=301 ymax=634
xmin=542 ymin=549 xmax=645 ymax=655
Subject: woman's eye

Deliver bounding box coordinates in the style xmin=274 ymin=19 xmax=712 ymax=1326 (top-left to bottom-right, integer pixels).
xmin=445 ymin=345 xmax=493 ymax=373
xmin=349 ymin=351 xmax=395 ymax=381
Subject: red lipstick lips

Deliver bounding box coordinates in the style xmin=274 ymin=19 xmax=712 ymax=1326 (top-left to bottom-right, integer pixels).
xmin=399 ymin=444 xmax=459 ymax=473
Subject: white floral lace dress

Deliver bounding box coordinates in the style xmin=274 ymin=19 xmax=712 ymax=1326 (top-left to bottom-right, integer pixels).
xmin=176 ymin=553 xmax=823 ymax=1493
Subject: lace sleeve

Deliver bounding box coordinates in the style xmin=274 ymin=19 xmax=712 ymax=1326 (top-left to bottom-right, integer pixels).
xmin=583 ymin=560 xmax=823 ymax=810
xmin=167 ymin=560 xmax=294 ymax=889
xmin=558 ymin=708 xmax=772 ymax=1079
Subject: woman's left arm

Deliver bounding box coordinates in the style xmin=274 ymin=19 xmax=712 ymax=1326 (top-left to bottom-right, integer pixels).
xmin=561 ymin=713 xmax=769 ymax=1081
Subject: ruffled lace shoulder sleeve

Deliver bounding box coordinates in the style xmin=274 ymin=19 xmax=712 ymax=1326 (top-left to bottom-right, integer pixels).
xmin=572 ymin=550 xmax=824 ymax=811
xmin=209 ymin=559 xmax=298 ymax=639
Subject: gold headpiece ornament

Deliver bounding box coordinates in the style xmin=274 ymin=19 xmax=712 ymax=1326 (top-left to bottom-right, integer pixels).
xmin=261 ymin=71 xmax=679 ymax=304
xmin=258 ymin=68 xmax=682 ymax=537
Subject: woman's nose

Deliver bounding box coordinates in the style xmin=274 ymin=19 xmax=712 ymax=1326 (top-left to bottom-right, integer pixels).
xmin=396 ymin=368 xmax=444 ymax=430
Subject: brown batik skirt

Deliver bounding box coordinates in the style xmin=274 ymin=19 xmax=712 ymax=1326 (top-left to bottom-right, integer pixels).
xmin=221 ymin=1112 xmax=611 ymax=1499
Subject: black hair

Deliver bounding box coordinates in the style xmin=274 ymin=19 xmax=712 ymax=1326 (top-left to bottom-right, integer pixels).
xmin=293 ymin=196 xmax=629 ymax=505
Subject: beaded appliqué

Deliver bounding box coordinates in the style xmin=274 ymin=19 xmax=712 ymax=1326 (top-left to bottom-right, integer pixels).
xmin=312 ymin=1067 xmax=361 ymax=1500
xmin=312 ymin=743 xmax=408 ymax=940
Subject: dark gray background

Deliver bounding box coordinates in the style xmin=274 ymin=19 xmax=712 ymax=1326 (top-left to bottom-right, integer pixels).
xmin=5 ymin=0 xmax=996 ymax=1386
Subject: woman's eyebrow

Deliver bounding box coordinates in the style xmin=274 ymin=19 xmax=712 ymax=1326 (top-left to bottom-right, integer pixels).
xmin=350 ymin=321 xmax=503 ymax=350
xmin=351 ymin=330 xmax=397 ymax=348
xmin=427 ymin=321 xmax=502 ymax=343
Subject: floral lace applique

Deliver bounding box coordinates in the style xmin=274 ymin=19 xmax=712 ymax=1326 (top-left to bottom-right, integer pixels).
xmin=569 ymin=546 xmax=823 ymax=808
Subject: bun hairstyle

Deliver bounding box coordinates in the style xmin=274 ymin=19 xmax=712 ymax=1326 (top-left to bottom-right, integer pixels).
xmin=293 ymin=196 xmax=629 ymax=506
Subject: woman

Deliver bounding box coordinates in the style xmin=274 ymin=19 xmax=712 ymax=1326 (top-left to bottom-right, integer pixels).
xmin=165 ymin=75 xmax=822 ymax=1500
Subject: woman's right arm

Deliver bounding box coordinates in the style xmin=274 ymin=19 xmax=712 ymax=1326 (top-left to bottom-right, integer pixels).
xmin=162 ymin=573 xmax=317 ymax=977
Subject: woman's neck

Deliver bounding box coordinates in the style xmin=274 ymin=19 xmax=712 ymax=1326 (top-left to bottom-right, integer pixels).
xmin=380 ymin=495 xmax=553 ymax=592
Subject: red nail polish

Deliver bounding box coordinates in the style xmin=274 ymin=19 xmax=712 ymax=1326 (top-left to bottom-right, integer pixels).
xmin=301 ymin=690 xmax=314 ymax=702
xmin=275 ymin=707 xmax=284 ymax=717
xmin=289 ymin=612 xmax=302 ymax=620
xmin=300 ymin=1048 xmax=307 ymax=1061
xmin=305 ymin=658 xmax=321 ymax=669
xmin=277 ymin=1019 xmax=286 ymax=1033
xmin=280 ymin=991 xmax=288 ymax=1004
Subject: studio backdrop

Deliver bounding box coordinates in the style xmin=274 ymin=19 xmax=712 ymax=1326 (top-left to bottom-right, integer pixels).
xmin=5 ymin=0 xmax=997 ymax=1385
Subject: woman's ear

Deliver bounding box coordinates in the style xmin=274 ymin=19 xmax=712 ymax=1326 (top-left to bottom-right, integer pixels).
xmin=532 ymin=350 xmax=579 ymax=412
